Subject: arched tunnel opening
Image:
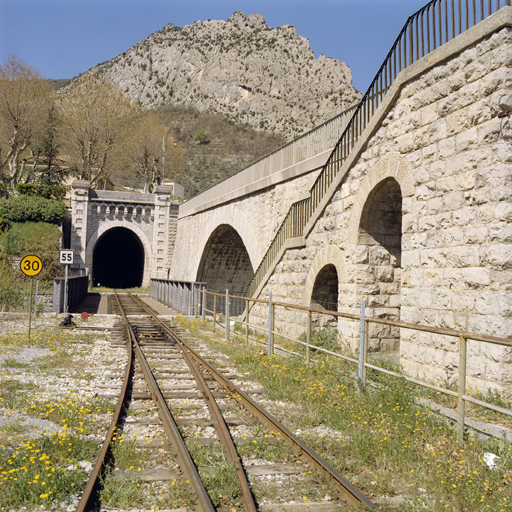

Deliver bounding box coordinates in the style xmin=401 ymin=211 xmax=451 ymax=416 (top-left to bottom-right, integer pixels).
xmin=92 ymin=227 xmax=144 ymax=289
xmin=196 ymin=224 xmax=253 ymax=316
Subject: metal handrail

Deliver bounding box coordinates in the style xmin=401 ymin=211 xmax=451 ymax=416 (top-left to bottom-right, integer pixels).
xmin=247 ymin=0 xmax=511 ymax=297
xmin=180 ymin=103 xmax=359 ymax=214
xmin=195 ymin=288 xmax=512 ymax=441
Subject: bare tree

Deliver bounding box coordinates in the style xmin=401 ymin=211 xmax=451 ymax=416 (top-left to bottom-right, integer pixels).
xmin=58 ymin=75 xmax=134 ymax=188
xmin=0 ymin=55 xmax=55 ymax=185
xmin=119 ymin=110 xmax=185 ymax=193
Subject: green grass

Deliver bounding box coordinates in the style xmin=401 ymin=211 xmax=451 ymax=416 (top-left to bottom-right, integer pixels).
xmin=0 ymin=221 xmax=61 ymax=289
xmin=237 ymin=437 xmax=298 ymax=463
xmin=200 ymin=461 xmax=241 ymax=508
xmin=100 ymin=475 xmax=197 ymax=510
xmin=111 ymin=436 xmax=149 ymax=470
xmin=0 ymin=321 xmax=117 ymax=509
xmin=0 ymin=433 xmax=99 ymax=508
xmin=175 ymin=316 xmax=512 ymax=512
xmin=1 ymin=358 xmax=30 ymax=369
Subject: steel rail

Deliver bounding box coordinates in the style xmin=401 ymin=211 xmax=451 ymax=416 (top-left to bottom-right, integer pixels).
xmin=129 ymin=294 xmax=258 ymax=512
xmin=115 ymin=293 xmax=216 ymax=512
xmin=76 ymin=300 xmax=133 ymax=512
xmin=130 ymin=294 xmax=378 ymax=510
xmin=180 ymin=339 xmax=378 ymax=510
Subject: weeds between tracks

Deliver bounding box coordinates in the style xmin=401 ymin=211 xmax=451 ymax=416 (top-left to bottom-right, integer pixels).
xmin=176 ymin=315 xmax=512 ymax=512
xmin=1 ymin=313 xmax=511 ymax=511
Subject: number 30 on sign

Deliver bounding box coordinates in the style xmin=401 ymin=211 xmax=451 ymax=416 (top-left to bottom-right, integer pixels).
xmin=20 ymin=255 xmax=43 ymax=276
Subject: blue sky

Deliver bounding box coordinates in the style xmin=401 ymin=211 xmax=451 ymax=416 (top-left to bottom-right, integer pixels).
xmin=0 ymin=0 xmax=428 ymax=93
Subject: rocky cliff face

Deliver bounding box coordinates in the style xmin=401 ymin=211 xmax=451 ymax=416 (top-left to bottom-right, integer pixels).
xmin=92 ymin=12 xmax=361 ymax=140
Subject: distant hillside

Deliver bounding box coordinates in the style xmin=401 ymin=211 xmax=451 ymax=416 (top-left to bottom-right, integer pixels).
xmin=112 ymin=104 xmax=283 ymax=199
xmin=48 ymin=78 xmax=71 ymax=90
xmin=90 ymin=12 xmax=362 ymax=141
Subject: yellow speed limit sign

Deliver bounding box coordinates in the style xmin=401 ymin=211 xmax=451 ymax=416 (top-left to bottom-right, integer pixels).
xmin=20 ymin=255 xmax=43 ymax=277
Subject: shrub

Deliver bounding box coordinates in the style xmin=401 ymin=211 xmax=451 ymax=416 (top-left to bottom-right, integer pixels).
xmin=15 ymin=184 xmax=67 ymax=201
xmin=0 ymin=254 xmax=23 ymax=311
xmin=0 ymin=183 xmax=10 ymax=199
xmin=0 ymin=222 xmax=62 ymax=286
xmin=0 ymin=228 xmax=23 ymax=311
xmin=0 ymin=217 xmax=11 ymax=233
xmin=0 ymin=196 xmax=66 ymax=224
xmin=194 ymin=128 xmax=208 ymax=143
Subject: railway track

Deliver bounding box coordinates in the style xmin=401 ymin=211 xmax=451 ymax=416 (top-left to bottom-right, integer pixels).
xmin=76 ymin=292 xmax=378 ymax=511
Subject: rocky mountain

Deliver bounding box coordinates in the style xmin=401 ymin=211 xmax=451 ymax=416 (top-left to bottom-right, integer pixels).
xmin=91 ymin=12 xmax=362 ymax=140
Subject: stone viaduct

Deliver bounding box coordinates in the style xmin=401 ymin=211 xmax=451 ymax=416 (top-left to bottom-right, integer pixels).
xmin=71 ymin=3 xmax=512 ymax=393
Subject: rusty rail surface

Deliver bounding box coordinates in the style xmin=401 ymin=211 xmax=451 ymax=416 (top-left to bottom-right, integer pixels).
xmin=116 ymin=293 xmax=216 ymax=512
xmin=247 ymin=0 xmax=511 ymax=297
xmin=75 ymin=300 xmax=133 ymax=512
xmin=131 ymin=294 xmax=378 ymax=510
xmin=76 ymin=292 xmax=215 ymax=512
xmin=129 ymin=294 xmax=258 ymax=512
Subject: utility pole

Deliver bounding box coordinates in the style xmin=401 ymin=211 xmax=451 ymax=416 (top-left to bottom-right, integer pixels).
xmin=161 ymin=136 xmax=165 ymax=185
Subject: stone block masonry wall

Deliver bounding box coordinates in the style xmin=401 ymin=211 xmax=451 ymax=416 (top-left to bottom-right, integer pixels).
xmin=249 ymin=22 xmax=512 ymax=394
xmin=170 ymin=170 xmax=320 ymax=283
xmin=70 ymin=182 xmax=176 ymax=286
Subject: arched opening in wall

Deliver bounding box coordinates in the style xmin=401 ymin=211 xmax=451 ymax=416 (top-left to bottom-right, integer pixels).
xmin=196 ymin=224 xmax=253 ymax=316
xmin=310 ymin=263 xmax=338 ymax=328
xmin=357 ymin=177 xmax=402 ymax=355
xmin=92 ymin=228 xmax=144 ymax=289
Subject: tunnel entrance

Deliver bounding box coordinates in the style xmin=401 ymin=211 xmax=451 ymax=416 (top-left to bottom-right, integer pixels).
xmin=92 ymin=227 xmax=144 ymax=289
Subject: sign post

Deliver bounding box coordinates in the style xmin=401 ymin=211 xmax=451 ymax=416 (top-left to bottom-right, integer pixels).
xmin=20 ymin=255 xmax=43 ymax=343
xmin=59 ymin=250 xmax=74 ymax=313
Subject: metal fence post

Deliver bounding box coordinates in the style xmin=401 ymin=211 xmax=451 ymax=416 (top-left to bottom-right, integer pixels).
xmin=458 ymin=335 xmax=467 ymax=441
xmin=213 ymin=294 xmax=217 ymax=332
xmin=201 ymin=288 xmax=206 ymax=324
xmin=63 ymin=265 xmax=69 ymax=314
xmin=306 ymin=309 xmax=312 ymax=365
xmin=245 ymin=298 xmax=249 ymax=344
xmin=358 ymin=301 xmax=367 ymax=392
xmin=267 ymin=292 xmax=273 ymax=357
xmin=225 ymin=289 xmax=230 ymax=341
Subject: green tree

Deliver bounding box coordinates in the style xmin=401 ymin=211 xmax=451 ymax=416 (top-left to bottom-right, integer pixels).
xmin=28 ymin=105 xmax=68 ymax=185
xmin=117 ymin=110 xmax=185 ymax=193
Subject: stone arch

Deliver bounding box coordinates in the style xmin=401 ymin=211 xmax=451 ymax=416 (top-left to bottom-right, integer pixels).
xmin=303 ymin=245 xmax=346 ymax=307
xmin=196 ymin=223 xmax=254 ymax=316
xmin=85 ymin=220 xmax=153 ymax=286
xmin=311 ymin=265 xmax=339 ymax=311
xmin=190 ymin=204 xmax=261 ymax=282
xmin=347 ymin=153 xmax=413 ymax=244
xmin=303 ymin=245 xmax=348 ymax=339
xmin=347 ymin=153 xmax=411 ymax=355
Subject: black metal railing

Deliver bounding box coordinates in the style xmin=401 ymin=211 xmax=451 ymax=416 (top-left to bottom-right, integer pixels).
xmin=247 ymin=0 xmax=510 ymax=297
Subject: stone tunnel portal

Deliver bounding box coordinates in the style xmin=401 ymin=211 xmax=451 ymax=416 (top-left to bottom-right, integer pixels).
xmin=92 ymin=227 xmax=145 ymax=289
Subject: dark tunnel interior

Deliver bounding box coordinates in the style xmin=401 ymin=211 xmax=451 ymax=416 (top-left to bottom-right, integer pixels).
xmin=92 ymin=228 xmax=144 ymax=289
